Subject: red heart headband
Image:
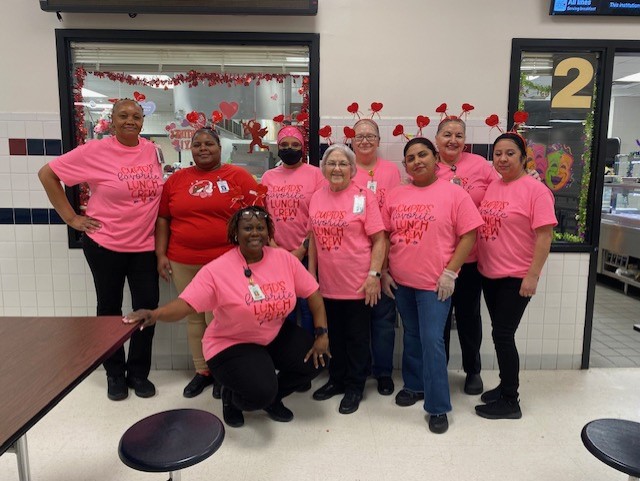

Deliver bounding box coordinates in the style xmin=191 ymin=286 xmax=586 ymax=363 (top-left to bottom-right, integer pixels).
xmin=229 ymin=184 xmax=268 ymax=209
xmin=273 ymin=111 xmax=310 ymax=127
xmin=435 ymin=102 xmax=475 ymax=122
xmin=346 ymin=101 xmax=384 ymax=120
xmin=392 ymin=115 xmax=432 ymax=142
xmin=484 ymin=110 xmax=529 ymax=135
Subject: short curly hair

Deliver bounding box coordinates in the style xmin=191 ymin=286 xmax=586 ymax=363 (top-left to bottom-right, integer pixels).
xmin=227 ymin=205 xmax=275 ymax=245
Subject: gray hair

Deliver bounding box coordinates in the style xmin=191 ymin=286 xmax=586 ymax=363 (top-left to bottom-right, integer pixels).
xmin=320 ymin=143 xmax=357 ymax=177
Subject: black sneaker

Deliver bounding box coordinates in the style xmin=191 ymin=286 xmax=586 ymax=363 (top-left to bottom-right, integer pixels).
xmin=464 ymin=373 xmax=484 ymax=395
xmin=126 ymin=376 xmax=156 ymax=398
xmin=338 ymin=391 xmax=363 ymax=415
xmin=107 ymin=376 xmax=128 ymax=401
xmin=428 ymin=414 xmax=449 ymax=434
xmin=376 ymin=376 xmax=395 ymax=396
xmin=480 ymin=385 xmax=502 ymax=404
xmin=312 ymin=381 xmax=345 ymax=401
xmin=264 ymin=400 xmax=294 ymax=422
xmin=475 ymin=397 xmax=522 ymax=420
xmin=295 ymin=381 xmax=313 ymax=393
xmin=221 ymin=387 xmax=244 ymax=428
xmin=183 ymin=373 xmax=214 ymax=398
xmin=395 ymin=389 xmax=424 ymax=407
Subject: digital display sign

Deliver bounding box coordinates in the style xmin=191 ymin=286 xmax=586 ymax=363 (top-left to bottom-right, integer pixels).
xmin=550 ymin=0 xmax=640 ymax=15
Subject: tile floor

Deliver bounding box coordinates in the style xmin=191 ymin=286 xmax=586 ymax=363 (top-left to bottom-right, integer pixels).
xmin=2 ymin=368 xmax=640 ymax=481
xmin=591 ymin=283 xmax=640 ymax=367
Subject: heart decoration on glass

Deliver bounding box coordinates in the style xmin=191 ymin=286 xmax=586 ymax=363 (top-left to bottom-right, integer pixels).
xmin=219 ymin=101 xmax=239 ymax=119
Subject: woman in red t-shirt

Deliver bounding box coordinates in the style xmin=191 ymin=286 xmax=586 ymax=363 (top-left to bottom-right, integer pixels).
xmin=156 ymin=128 xmax=260 ymax=399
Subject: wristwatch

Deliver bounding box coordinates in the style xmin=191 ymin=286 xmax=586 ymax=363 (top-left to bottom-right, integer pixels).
xmin=314 ymin=327 xmax=328 ymax=337
xmin=368 ymin=270 xmax=381 ymax=278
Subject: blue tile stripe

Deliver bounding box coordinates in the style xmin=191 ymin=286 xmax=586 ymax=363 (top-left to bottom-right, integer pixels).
xmin=0 ymin=208 xmax=65 ymax=225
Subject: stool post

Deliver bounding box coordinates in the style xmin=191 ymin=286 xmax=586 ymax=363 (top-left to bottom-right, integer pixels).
xmin=11 ymin=435 xmax=32 ymax=481
xmin=169 ymin=471 xmax=181 ymax=481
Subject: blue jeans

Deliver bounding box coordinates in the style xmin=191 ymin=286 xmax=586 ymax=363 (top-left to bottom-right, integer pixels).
xmin=395 ymin=284 xmax=452 ymax=415
xmin=285 ymin=256 xmax=314 ymax=336
xmin=370 ymin=292 xmax=397 ymax=378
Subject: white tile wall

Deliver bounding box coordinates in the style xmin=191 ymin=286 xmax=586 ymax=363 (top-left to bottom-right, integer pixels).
xmin=0 ymin=112 xmax=590 ymax=370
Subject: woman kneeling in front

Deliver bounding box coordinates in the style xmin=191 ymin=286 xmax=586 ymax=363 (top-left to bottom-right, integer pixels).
xmin=125 ymin=206 xmax=330 ymax=428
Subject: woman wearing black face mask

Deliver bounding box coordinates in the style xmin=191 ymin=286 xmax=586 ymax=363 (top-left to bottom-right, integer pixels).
xmin=261 ymin=126 xmax=325 ymax=340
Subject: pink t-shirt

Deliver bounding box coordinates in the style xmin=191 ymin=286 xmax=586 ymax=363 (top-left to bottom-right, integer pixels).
xmin=477 ymin=175 xmax=558 ymax=279
xmin=48 ymin=136 xmax=163 ymax=252
xmin=309 ymin=182 xmax=385 ymax=300
xmin=382 ymin=179 xmax=484 ymax=291
xmin=436 ymin=152 xmax=499 ymax=263
xmin=353 ymin=158 xmax=402 ymax=210
xmin=180 ymin=246 xmax=319 ymax=360
xmin=261 ymin=163 xmax=325 ymax=250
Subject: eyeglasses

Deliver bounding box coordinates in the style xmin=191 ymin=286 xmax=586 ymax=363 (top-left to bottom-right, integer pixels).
xmin=325 ymin=162 xmax=351 ymax=169
xmin=354 ymin=134 xmax=378 ymax=143
xmin=240 ymin=210 xmax=269 ymax=220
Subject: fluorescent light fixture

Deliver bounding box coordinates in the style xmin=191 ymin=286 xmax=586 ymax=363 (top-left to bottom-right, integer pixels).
xmin=615 ymin=72 xmax=640 ymax=82
xmin=520 ymin=66 xmax=553 ymax=71
xmin=81 ymin=88 xmax=106 ymax=98
xmin=74 ymin=102 xmax=114 ymax=109
xmin=286 ymin=57 xmax=309 ymax=62
xmin=290 ymin=72 xmax=309 ymax=76
xmin=526 ymin=75 xmax=540 ymax=80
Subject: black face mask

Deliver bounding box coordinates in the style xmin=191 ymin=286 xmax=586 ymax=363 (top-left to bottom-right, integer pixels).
xmin=278 ymin=148 xmax=303 ymax=165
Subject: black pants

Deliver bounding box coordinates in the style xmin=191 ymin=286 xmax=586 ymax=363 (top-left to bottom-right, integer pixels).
xmin=481 ymin=276 xmax=530 ymax=400
xmin=83 ymin=235 xmax=159 ymax=379
xmin=207 ymin=320 xmax=322 ymax=411
xmin=324 ymin=298 xmax=372 ymax=394
xmin=444 ymin=262 xmax=483 ymax=374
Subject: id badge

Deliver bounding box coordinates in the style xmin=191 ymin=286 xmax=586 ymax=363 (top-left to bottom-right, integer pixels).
xmin=353 ymin=195 xmax=365 ymax=214
xmin=155 ymin=147 xmax=165 ymax=165
xmin=366 ymin=180 xmax=377 ymax=193
xmin=217 ymin=180 xmax=229 ymax=193
xmin=248 ymin=283 xmax=266 ymax=301
xmin=451 ymin=177 xmax=462 ymax=186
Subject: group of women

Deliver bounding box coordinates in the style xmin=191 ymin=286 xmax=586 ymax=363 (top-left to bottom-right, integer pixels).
xmin=39 ymin=98 xmax=557 ymax=435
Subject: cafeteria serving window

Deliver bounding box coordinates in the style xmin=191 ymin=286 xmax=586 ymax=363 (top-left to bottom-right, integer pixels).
xmin=509 ymin=44 xmax=603 ymax=249
xmin=55 ymin=30 xmax=319 ymax=247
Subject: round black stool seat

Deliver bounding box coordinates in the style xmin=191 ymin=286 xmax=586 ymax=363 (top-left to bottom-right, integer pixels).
xmin=119 ymin=409 xmax=225 ymax=473
xmin=581 ymin=418 xmax=640 ymax=478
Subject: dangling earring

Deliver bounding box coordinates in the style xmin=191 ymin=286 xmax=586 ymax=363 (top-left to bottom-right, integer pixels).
xmin=234 ymin=235 xmax=238 ymax=243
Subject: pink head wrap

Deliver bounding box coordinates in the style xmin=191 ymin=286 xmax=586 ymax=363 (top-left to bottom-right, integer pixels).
xmin=277 ymin=126 xmax=304 ymax=145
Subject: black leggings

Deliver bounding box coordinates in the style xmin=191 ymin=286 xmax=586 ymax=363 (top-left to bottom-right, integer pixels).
xmin=207 ymin=321 xmax=323 ymax=411
xmin=83 ymin=235 xmax=158 ymax=379
xmin=481 ymin=276 xmax=530 ymax=400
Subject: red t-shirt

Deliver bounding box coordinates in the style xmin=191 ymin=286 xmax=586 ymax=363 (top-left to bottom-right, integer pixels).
xmin=159 ymin=164 xmax=260 ymax=265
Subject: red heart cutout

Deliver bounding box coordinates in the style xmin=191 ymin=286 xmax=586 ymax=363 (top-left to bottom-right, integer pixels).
xmin=485 ymin=114 xmax=500 ymax=127
xmin=435 ymin=103 xmax=448 ymax=113
xmin=392 ymin=125 xmax=405 ymax=136
xmin=370 ymin=102 xmax=383 ymax=113
xmin=211 ymin=110 xmax=223 ymax=124
xmin=219 ymin=101 xmax=239 ymax=119
xmin=296 ymin=112 xmax=309 ymax=122
xmin=319 ymin=126 xmax=332 ymax=138
xmin=513 ymin=111 xmax=529 ymax=124
xmin=165 ymin=122 xmax=176 ymax=131
xmin=347 ymin=102 xmax=359 ymax=114
xmin=343 ymin=126 xmax=356 ymax=138
xmin=461 ymin=103 xmax=474 ymax=112
xmin=273 ymin=114 xmax=285 ymax=123
xmin=133 ymin=91 xmax=146 ymax=102
xmin=186 ymin=111 xmax=199 ymax=123
xmin=416 ymin=116 xmax=430 ymax=128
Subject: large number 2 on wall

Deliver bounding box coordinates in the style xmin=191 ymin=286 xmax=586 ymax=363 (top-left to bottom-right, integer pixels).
xmin=551 ymin=57 xmax=594 ymax=109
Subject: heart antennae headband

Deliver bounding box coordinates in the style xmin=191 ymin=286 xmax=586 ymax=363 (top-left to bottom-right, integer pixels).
xmin=392 ymin=115 xmax=432 ymax=142
xmin=346 ymin=101 xmax=384 ymax=120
